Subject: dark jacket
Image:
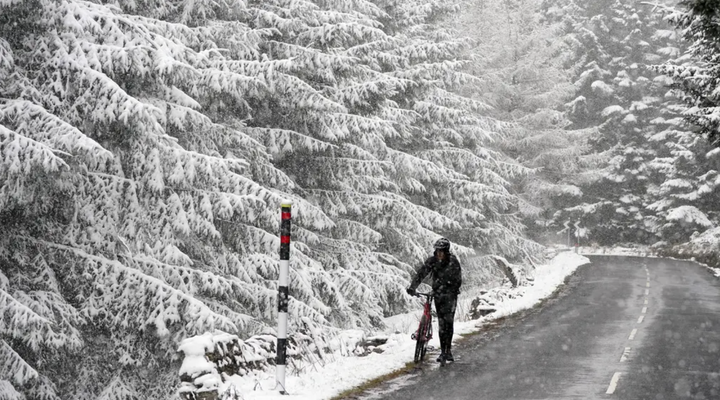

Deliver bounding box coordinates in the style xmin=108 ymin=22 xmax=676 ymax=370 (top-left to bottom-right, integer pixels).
xmin=409 ymin=253 xmax=462 ymax=296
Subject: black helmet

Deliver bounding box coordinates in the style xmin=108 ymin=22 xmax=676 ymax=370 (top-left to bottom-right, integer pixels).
xmin=433 ymin=237 xmax=451 ymax=251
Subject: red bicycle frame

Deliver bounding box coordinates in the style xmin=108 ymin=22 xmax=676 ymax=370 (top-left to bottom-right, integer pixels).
xmin=412 ymin=292 xmax=433 ymax=363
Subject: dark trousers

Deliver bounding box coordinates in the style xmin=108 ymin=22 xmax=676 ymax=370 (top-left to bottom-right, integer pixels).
xmin=435 ymin=294 xmax=457 ymax=353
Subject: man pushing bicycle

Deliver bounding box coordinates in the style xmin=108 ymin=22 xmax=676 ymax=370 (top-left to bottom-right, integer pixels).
xmin=406 ymin=238 xmax=462 ymax=363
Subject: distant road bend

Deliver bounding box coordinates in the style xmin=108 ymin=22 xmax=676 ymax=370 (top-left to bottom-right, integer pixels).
xmin=359 ymin=256 xmax=720 ymax=400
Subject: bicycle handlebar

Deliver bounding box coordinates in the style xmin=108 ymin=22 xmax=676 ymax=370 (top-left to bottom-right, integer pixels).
xmin=414 ymin=291 xmax=434 ymax=298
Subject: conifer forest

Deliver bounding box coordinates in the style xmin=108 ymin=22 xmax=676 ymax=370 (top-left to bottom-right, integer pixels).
xmin=2 ymin=0 xmax=720 ymax=398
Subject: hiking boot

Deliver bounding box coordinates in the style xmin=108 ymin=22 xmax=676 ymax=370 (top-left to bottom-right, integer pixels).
xmin=436 ymin=353 xmax=445 ymax=363
xmin=445 ymin=351 xmax=454 ymax=362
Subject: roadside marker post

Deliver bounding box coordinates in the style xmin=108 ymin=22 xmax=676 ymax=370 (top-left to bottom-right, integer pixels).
xmin=276 ymin=201 xmax=292 ymax=394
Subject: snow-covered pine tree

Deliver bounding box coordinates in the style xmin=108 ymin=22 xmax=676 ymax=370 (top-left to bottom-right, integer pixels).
xmin=643 ymin=120 xmax=720 ymax=243
xmin=368 ymin=0 xmax=546 ymax=286
xmin=1 ymin=0 xmax=549 ymax=397
xmin=0 ymin=0 xmax=340 ymax=397
xmin=653 ymin=1 xmax=720 ymax=146
xmin=242 ymin=0 xmax=544 ymax=303
xmin=646 ymin=1 xmax=720 ymax=240
xmin=237 ymin=0 xmax=423 ymax=324
xmin=543 ymin=0 xmax=709 ymax=246
xmin=456 ymin=0 xmax=593 ymax=245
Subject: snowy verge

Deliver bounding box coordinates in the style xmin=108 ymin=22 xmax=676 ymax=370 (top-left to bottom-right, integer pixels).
xmin=575 ymin=245 xmax=657 ymax=257
xmin=179 ymin=252 xmax=590 ymax=400
xmin=654 ymin=227 xmax=720 ymax=277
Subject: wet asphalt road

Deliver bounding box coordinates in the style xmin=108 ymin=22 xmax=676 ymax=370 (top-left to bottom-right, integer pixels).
xmin=357 ymin=256 xmax=720 ymax=400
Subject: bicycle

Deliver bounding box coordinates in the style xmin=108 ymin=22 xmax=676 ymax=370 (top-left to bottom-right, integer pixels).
xmin=411 ymin=291 xmax=435 ymax=364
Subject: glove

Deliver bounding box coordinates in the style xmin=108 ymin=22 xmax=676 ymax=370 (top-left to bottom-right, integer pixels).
xmin=406 ymin=287 xmax=416 ymax=296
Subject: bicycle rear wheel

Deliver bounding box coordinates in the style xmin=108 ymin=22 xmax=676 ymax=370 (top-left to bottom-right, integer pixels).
xmin=413 ymin=316 xmax=429 ymax=363
xmin=414 ymin=337 xmax=425 ymax=363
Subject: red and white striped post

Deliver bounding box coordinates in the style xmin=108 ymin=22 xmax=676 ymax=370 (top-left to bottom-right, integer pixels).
xmin=276 ymin=201 xmax=292 ymax=394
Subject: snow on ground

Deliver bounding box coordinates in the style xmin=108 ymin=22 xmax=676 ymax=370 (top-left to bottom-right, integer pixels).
xmin=668 ymin=227 xmax=720 ymax=277
xmin=214 ymin=250 xmax=595 ymax=400
xmin=687 ymin=226 xmax=720 ymax=247
xmin=575 ymin=245 xmax=656 ymax=257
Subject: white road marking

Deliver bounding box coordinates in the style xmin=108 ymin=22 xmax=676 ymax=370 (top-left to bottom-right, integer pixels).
xmin=646 ymin=282 xmax=650 ymax=287
xmin=642 ymin=307 xmax=647 ymax=314
xmin=645 ymin=289 xmax=649 ymax=295
xmin=606 ymin=372 xmax=622 ymax=394
xmin=620 ymin=347 xmax=632 ymax=362
xmin=637 ymin=315 xmax=645 ymax=324
xmin=644 ymin=299 xmax=648 ymax=305
xmin=629 ymin=328 xmax=637 ymax=340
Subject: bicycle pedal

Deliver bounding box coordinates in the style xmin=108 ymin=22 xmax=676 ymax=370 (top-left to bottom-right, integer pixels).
xmin=411 ymin=332 xmax=418 ymax=340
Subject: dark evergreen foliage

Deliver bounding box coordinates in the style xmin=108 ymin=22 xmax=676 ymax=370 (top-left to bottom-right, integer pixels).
xmin=654 ymin=1 xmax=720 ymax=146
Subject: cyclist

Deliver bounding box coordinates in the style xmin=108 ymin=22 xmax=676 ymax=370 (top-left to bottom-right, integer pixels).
xmin=406 ymin=237 xmax=462 ymax=363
